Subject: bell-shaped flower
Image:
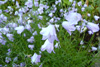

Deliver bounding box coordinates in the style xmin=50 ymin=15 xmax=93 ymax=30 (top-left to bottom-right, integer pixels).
xmin=62 ymin=21 xmax=76 ymax=35
xmin=25 ymin=0 xmax=33 ymax=8
xmin=15 ymin=26 xmax=25 ymax=34
xmin=28 ymin=45 xmax=34 ymax=50
xmin=31 ymin=53 xmax=41 ymax=64
xmin=27 ymin=36 xmax=34 ymax=43
xmin=94 ymin=15 xmax=99 ymax=21
xmin=6 ymin=33 xmax=14 ymax=41
xmin=91 ymin=47 xmax=97 ymax=51
xmin=86 ymin=22 xmax=99 ymax=33
xmin=64 ymin=12 xmax=82 ymax=25
xmin=40 ymin=24 xmax=58 ymax=43
xmin=41 ymin=39 xmax=54 ymax=53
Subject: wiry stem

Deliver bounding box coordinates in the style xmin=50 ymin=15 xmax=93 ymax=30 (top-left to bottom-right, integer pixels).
xmin=86 ymin=0 xmax=88 ymax=6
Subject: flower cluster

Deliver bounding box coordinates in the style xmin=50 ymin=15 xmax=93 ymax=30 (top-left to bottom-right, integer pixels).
xmin=0 ymin=0 xmax=100 ymax=67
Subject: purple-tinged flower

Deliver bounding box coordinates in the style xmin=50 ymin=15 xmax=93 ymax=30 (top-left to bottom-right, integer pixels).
xmin=2 ymin=40 xmax=6 ymax=45
xmin=69 ymin=0 xmax=73 ymax=2
xmin=64 ymin=12 xmax=82 ymax=25
xmin=41 ymin=39 xmax=54 ymax=53
xmin=16 ymin=1 xmax=20 ymax=8
xmin=20 ymin=62 xmax=26 ymax=67
xmin=48 ymin=13 xmax=53 ymax=17
xmin=44 ymin=5 xmax=49 ymax=10
xmin=34 ymin=0 xmax=38 ymax=1
xmin=7 ymin=23 xmax=17 ymax=28
xmin=58 ymin=0 xmax=61 ymax=2
xmin=6 ymin=49 xmax=11 ymax=56
xmin=12 ymin=0 xmax=15 ymax=2
xmin=91 ymin=47 xmax=97 ymax=51
xmin=0 ymin=65 xmax=2 ymax=67
xmin=87 ymin=13 xmax=91 ymax=17
xmin=81 ymin=7 xmax=85 ymax=11
xmin=28 ymin=45 xmax=34 ymax=50
xmin=76 ymin=22 xmax=87 ymax=33
xmin=27 ymin=36 xmax=34 ymax=43
xmin=25 ymin=24 xmax=31 ymax=30
xmin=38 ymin=15 xmax=43 ymax=20
xmin=94 ymin=15 xmax=99 ymax=21
xmin=34 ymin=1 xmax=38 ymax=7
xmin=72 ymin=1 xmax=76 ymax=7
xmin=49 ymin=18 xmax=54 ymax=23
xmin=33 ymin=31 xmax=37 ymax=35
xmin=39 ymin=63 xmax=42 ymax=67
xmin=60 ymin=9 xmax=63 ymax=12
xmin=15 ymin=26 xmax=25 ymax=34
xmin=55 ymin=42 xmax=61 ymax=48
xmin=83 ymin=4 xmax=87 ymax=7
xmin=0 ymin=9 xmax=2 ymax=14
xmin=5 ymin=57 xmax=11 ymax=63
xmin=6 ymin=33 xmax=14 ymax=41
xmin=55 ymin=24 xmax=59 ymax=31
xmin=0 ymin=0 xmax=7 ymax=5
xmin=55 ymin=1 xmax=58 ymax=5
xmin=28 ymin=20 xmax=33 ymax=24
xmin=62 ymin=21 xmax=76 ymax=35
xmin=80 ymin=40 xmax=84 ymax=45
xmin=86 ymin=22 xmax=99 ymax=33
xmin=25 ymin=0 xmax=33 ymax=8
xmin=88 ymin=30 xmax=93 ymax=35
xmin=31 ymin=53 xmax=41 ymax=64
xmin=38 ymin=24 xmax=42 ymax=29
xmin=4 ymin=9 xmax=9 ymax=13
xmin=40 ymin=24 xmax=58 ymax=43
xmin=13 ymin=57 xmax=18 ymax=62
xmin=38 ymin=7 xmax=43 ymax=14
xmin=78 ymin=1 xmax=82 ymax=6
xmin=2 ymin=27 xmax=9 ymax=34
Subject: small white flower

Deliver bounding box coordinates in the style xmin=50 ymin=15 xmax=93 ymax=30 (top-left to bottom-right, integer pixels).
xmin=41 ymin=39 xmax=54 ymax=53
xmin=64 ymin=12 xmax=82 ymax=25
xmin=69 ymin=0 xmax=73 ymax=2
xmin=15 ymin=26 xmax=24 ymax=34
xmin=27 ymin=36 xmax=34 ymax=43
xmin=25 ymin=0 xmax=33 ymax=8
xmin=6 ymin=33 xmax=14 ymax=41
xmin=33 ymin=31 xmax=37 ymax=35
xmin=25 ymin=24 xmax=31 ymax=30
xmin=78 ymin=1 xmax=82 ymax=6
xmin=40 ymin=24 xmax=58 ymax=43
xmin=28 ymin=45 xmax=34 ymax=50
xmin=49 ymin=13 xmax=53 ymax=17
xmin=5 ymin=57 xmax=11 ymax=63
xmin=55 ymin=42 xmax=61 ymax=48
xmin=62 ymin=21 xmax=76 ymax=35
xmin=91 ymin=47 xmax=97 ymax=51
xmin=87 ymin=13 xmax=91 ymax=17
xmin=80 ymin=40 xmax=84 ymax=45
xmin=86 ymin=22 xmax=99 ymax=33
xmin=94 ymin=15 xmax=99 ymax=21
xmin=31 ymin=53 xmax=41 ymax=64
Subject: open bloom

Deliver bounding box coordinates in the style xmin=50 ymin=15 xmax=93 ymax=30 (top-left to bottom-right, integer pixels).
xmin=31 ymin=53 xmax=41 ymax=64
xmin=40 ymin=24 xmax=58 ymax=43
xmin=94 ymin=15 xmax=99 ymax=21
xmin=64 ymin=12 xmax=82 ymax=25
xmin=25 ymin=0 xmax=33 ymax=8
xmin=86 ymin=22 xmax=99 ymax=33
xmin=15 ymin=26 xmax=24 ymax=34
xmin=62 ymin=21 xmax=76 ymax=35
xmin=41 ymin=39 xmax=54 ymax=53
xmin=91 ymin=47 xmax=97 ymax=51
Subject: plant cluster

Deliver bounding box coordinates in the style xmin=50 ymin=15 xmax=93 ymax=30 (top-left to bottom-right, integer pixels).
xmin=0 ymin=0 xmax=100 ymax=67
